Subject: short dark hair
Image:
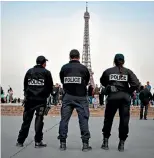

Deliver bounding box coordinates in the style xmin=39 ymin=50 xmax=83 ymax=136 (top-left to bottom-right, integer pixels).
xmin=69 ymin=49 xmax=80 ymax=59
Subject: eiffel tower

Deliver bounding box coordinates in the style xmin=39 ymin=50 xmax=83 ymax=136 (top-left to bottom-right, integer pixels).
xmin=82 ymin=2 xmax=95 ymax=88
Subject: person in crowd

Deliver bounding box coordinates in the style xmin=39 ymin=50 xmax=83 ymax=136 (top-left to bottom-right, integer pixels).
xmin=139 ymin=85 xmax=153 ymax=120
xmin=94 ymin=84 xmax=99 ymax=105
xmin=58 ymin=85 xmax=63 ymax=105
xmin=8 ymin=87 xmax=13 ymax=103
xmin=145 ymin=81 xmax=151 ymax=91
xmin=52 ymin=83 xmax=59 ymax=106
xmin=88 ymin=84 xmax=94 ymax=105
xmin=92 ymin=95 xmax=99 ymax=109
xmin=1 ymin=87 xmax=5 ymax=103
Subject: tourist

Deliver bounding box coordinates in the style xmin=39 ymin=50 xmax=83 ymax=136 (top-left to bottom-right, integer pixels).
xmin=145 ymin=81 xmax=151 ymax=91
xmin=92 ymin=95 xmax=99 ymax=109
xmin=8 ymin=87 xmax=13 ymax=103
xmin=88 ymin=84 xmax=93 ymax=105
xmin=52 ymin=83 xmax=59 ymax=106
xmin=139 ymin=85 xmax=153 ymax=120
xmin=94 ymin=84 xmax=99 ymax=105
xmin=58 ymin=85 xmax=63 ymax=105
xmin=1 ymin=87 xmax=5 ymax=103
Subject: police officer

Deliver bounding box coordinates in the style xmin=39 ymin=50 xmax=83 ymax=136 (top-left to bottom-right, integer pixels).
xmin=100 ymin=54 xmax=140 ymax=152
xmin=58 ymin=49 xmax=92 ymax=152
xmin=16 ymin=56 xmax=53 ymax=148
xmin=139 ymin=85 xmax=152 ymax=120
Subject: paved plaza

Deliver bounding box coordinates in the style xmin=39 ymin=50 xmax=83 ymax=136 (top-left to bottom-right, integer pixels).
xmin=1 ymin=116 xmax=154 ymax=158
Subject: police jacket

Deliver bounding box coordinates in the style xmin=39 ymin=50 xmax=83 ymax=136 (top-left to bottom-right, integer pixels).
xmin=139 ymin=88 xmax=152 ymax=104
xmin=100 ymin=66 xmax=140 ymax=94
xmin=60 ymin=60 xmax=90 ymax=96
xmin=24 ymin=65 xmax=53 ymax=101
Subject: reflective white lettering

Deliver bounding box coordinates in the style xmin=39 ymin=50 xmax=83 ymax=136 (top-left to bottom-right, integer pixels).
xmin=28 ymin=79 xmax=44 ymax=85
xmin=109 ymin=74 xmax=128 ymax=81
xmin=64 ymin=77 xmax=81 ymax=84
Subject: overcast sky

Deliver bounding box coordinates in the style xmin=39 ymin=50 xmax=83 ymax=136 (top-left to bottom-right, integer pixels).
xmin=1 ymin=1 xmax=154 ymax=98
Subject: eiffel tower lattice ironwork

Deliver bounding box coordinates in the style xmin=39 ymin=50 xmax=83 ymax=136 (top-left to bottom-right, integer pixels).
xmin=82 ymin=2 xmax=95 ymax=88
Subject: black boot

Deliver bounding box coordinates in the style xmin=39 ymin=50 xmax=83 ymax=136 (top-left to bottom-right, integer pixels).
xmin=118 ymin=140 xmax=125 ymax=152
xmin=16 ymin=142 xmax=23 ymax=147
xmin=82 ymin=142 xmax=92 ymax=152
xmin=60 ymin=142 xmax=66 ymax=151
xmin=101 ymin=138 xmax=109 ymax=150
xmin=35 ymin=141 xmax=47 ymax=148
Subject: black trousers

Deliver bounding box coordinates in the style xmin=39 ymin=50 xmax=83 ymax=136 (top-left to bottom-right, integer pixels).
xmin=58 ymin=94 xmax=90 ymax=143
xmin=140 ymin=103 xmax=148 ymax=119
xmin=99 ymin=94 xmax=104 ymax=105
xmin=102 ymin=96 xmax=130 ymax=141
xmin=17 ymin=100 xmax=46 ymax=143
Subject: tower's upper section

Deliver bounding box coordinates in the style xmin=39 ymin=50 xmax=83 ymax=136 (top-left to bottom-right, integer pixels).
xmin=84 ymin=2 xmax=90 ymax=19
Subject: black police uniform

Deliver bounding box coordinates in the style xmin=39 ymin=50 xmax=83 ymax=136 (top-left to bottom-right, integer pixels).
xmin=139 ymin=88 xmax=152 ymax=120
xmin=100 ymin=54 xmax=140 ymax=151
xmin=58 ymin=60 xmax=92 ymax=151
xmin=16 ymin=56 xmax=53 ymax=147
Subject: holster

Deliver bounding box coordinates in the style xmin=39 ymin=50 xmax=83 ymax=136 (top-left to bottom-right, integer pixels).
xmin=39 ymin=107 xmax=45 ymax=116
xmin=43 ymin=95 xmax=54 ymax=115
xmin=23 ymin=96 xmax=53 ymax=116
xmin=35 ymin=105 xmax=51 ymax=116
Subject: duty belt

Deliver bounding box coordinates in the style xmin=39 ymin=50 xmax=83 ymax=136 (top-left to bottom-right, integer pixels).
xmin=22 ymin=96 xmax=54 ymax=115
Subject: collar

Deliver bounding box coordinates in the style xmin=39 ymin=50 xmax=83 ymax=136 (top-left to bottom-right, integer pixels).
xmin=34 ymin=64 xmax=44 ymax=68
xmin=69 ymin=60 xmax=80 ymax=63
